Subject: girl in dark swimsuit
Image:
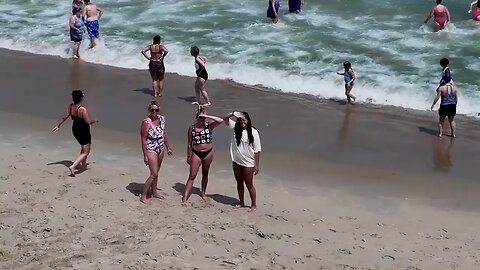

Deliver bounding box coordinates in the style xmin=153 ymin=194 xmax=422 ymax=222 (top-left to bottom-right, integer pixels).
xmin=182 ymin=106 xmax=223 ymax=206
xmin=142 ymin=35 xmax=169 ymax=97
xmin=190 ymin=46 xmax=211 ymax=106
xmin=52 ymin=90 xmax=98 ymax=176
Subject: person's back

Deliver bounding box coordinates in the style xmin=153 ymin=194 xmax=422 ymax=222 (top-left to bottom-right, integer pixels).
xmin=84 ymin=1 xmax=100 ymax=21
xmin=440 ymin=84 xmax=457 ymax=105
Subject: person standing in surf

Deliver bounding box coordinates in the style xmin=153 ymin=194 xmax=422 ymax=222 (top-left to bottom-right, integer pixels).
xmin=424 ymin=0 xmax=451 ymax=32
xmin=142 ymin=35 xmax=169 ymax=97
xmin=267 ymin=0 xmax=280 ymax=23
xmin=190 ymin=46 xmax=211 ymax=106
xmin=69 ymin=7 xmax=84 ymax=59
xmin=288 ymin=0 xmax=303 ymax=14
xmin=431 ymin=80 xmax=458 ymax=138
xmin=83 ymin=0 xmax=103 ymax=48
xmin=72 ymin=0 xmax=83 ymax=9
xmin=468 ymin=1 xmax=480 ymax=21
xmin=337 ymin=61 xmax=356 ymax=104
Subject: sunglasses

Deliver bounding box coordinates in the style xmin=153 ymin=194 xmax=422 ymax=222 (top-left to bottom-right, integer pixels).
xmin=150 ymin=108 xmax=159 ymax=112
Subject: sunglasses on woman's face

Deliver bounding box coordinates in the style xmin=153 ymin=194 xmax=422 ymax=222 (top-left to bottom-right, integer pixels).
xmin=150 ymin=108 xmax=159 ymax=112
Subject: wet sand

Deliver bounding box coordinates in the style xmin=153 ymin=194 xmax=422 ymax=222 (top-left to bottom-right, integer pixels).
xmin=1 ymin=48 xmax=480 ymax=269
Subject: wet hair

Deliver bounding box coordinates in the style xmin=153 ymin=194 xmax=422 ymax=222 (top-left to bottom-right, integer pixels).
xmin=153 ymin=35 xmax=161 ymax=45
xmin=343 ymin=61 xmax=351 ymax=69
xmin=190 ymin=46 xmax=200 ymax=56
xmin=72 ymin=7 xmax=82 ymax=14
xmin=440 ymin=58 xmax=449 ymax=68
xmin=148 ymin=100 xmax=159 ymax=110
xmin=72 ymin=90 xmax=84 ymax=104
xmin=436 ymin=0 xmax=442 ymax=4
xmin=234 ymin=112 xmax=255 ymax=146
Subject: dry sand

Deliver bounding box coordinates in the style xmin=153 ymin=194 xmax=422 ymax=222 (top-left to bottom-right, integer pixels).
xmin=1 ymin=49 xmax=480 ymax=269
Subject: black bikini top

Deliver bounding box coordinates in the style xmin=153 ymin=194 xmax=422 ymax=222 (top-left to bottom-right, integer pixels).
xmin=191 ymin=123 xmax=212 ymax=145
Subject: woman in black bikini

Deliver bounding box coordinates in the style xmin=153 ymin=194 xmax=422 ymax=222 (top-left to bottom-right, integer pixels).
xmin=182 ymin=106 xmax=223 ymax=206
xmin=190 ymin=46 xmax=211 ymax=106
xmin=142 ymin=35 xmax=168 ymax=97
xmin=52 ymin=90 xmax=98 ymax=176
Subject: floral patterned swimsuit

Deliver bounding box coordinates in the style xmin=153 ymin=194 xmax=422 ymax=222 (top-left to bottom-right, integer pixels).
xmin=146 ymin=116 xmax=165 ymax=154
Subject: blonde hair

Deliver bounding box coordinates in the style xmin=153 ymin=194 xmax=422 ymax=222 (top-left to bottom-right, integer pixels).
xmin=195 ymin=105 xmax=206 ymax=118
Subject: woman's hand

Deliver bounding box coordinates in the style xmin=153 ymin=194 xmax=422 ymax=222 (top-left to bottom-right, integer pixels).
xmin=144 ymin=156 xmax=149 ymax=165
xmin=167 ymin=147 xmax=173 ymax=156
xmin=52 ymin=126 xmax=59 ymax=133
xmin=187 ymin=155 xmax=192 ymax=165
xmin=254 ymin=165 xmax=259 ymax=175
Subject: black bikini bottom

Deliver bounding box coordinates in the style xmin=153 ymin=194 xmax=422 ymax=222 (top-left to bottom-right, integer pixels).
xmin=192 ymin=147 xmax=213 ymax=160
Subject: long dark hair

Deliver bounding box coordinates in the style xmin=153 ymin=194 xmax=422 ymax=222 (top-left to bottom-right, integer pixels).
xmin=235 ymin=112 xmax=255 ymax=146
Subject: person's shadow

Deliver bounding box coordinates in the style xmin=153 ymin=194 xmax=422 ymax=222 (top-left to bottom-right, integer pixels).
xmin=432 ymin=137 xmax=455 ymax=172
xmin=47 ymin=160 xmax=73 ymax=167
xmin=177 ymin=96 xmax=197 ymax=104
xmin=126 ymin=182 xmax=145 ymax=196
xmin=172 ymin=182 xmax=239 ymax=206
xmin=337 ymin=106 xmax=352 ymax=146
xmin=418 ymin=126 xmax=438 ymax=136
xmin=132 ymin=88 xmax=154 ymax=96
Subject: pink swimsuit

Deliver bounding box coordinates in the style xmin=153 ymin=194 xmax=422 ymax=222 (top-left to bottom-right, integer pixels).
xmin=433 ymin=6 xmax=447 ymax=28
xmin=473 ymin=9 xmax=480 ymax=21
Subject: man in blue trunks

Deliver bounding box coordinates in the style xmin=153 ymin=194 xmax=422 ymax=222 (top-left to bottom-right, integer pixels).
xmin=83 ymin=0 xmax=103 ymax=48
xmin=288 ymin=0 xmax=303 ymax=14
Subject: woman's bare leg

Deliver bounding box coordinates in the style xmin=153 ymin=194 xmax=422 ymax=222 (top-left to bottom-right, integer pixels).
xmin=152 ymin=150 xmax=165 ymax=199
xmin=192 ymin=78 xmax=201 ymax=105
xmin=73 ymin=42 xmax=81 ymax=58
xmin=345 ymin=85 xmax=355 ymax=104
xmin=182 ymin=154 xmax=202 ymax=206
xmin=242 ymin=166 xmax=257 ymax=212
xmin=200 ymin=152 xmax=214 ymax=200
xmin=140 ymin=151 xmax=159 ymax=204
xmin=69 ymin=144 xmax=91 ymax=176
xmin=232 ymin=162 xmax=245 ymax=209
xmin=448 ymin=116 xmax=456 ymax=138
xmin=438 ymin=116 xmax=446 ymax=137
xmin=157 ymin=70 xmax=165 ymax=97
xmin=198 ymin=79 xmax=211 ymax=106
xmin=149 ymin=70 xmax=159 ymax=96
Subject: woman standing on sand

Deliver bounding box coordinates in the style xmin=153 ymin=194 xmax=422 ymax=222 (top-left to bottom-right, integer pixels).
xmin=52 ymin=90 xmax=98 ymax=176
xmin=142 ymin=36 xmax=169 ymax=97
xmin=182 ymin=106 xmax=224 ymax=206
xmin=424 ymin=0 xmax=451 ymax=32
xmin=468 ymin=1 xmax=480 ymax=21
xmin=69 ymin=7 xmax=84 ymax=59
xmin=431 ymin=81 xmax=458 ymax=138
xmin=223 ymin=111 xmax=261 ymax=212
xmin=140 ymin=101 xmax=173 ymax=204
xmin=190 ymin=46 xmax=211 ymax=106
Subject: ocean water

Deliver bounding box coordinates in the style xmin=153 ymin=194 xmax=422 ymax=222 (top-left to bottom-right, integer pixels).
xmin=1 ymin=0 xmax=479 ymax=116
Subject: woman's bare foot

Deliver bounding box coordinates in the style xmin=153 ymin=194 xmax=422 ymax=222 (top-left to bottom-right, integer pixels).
xmin=248 ymin=206 xmax=257 ymax=212
xmin=140 ymin=197 xmax=150 ymax=204
xmin=191 ymin=101 xmax=199 ymax=105
xmin=202 ymin=102 xmax=211 ymax=107
xmin=68 ymin=166 xmax=76 ymax=177
xmin=451 ymin=134 xmax=456 ymax=138
xmin=438 ymin=133 xmax=443 ymax=137
xmin=233 ymin=204 xmax=245 ymax=209
xmin=152 ymin=193 xmax=165 ymax=200
xmin=181 ymin=201 xmax=188 ymax=207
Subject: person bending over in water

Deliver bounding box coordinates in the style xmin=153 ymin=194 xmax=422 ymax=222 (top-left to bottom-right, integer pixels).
xmin=337 ymin=61 xmax=356 ymax=104
xmin=468 ymin=1 xmax=480 ymax=21
xmin=431 ymin=80 xmax=458 ymax=138
xmin=140 ymin=101 xmax=173 ymax=204
xmin=190 ymin=46 xmax=211 ymax=106
xmin=267 ymin=0 xmax=280 ymax=24
xmin=424 ymin=0 xmax=451 ymax=32
xmin=52 ymin=90 xmax=98 ymax=176
xmin=182 ymin=106 xmax=224 ymax=206
xmin=142 ymin=35 xmax=169 ymax=97
xmin=223 ymin=111 xmax=261 ymax=212
xmin=69 ymin=7 xmax=84 ymax=59
xmin=83 ymin=0 xmax=103 ymax=48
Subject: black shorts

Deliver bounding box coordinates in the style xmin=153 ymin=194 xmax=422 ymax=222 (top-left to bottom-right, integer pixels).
xmin=439 ymin=104 xmax=456 ymax=117
xmin=70 ymin=35 xmax=82 ymax=43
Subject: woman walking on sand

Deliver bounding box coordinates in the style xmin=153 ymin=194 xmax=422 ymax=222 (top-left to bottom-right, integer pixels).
xmin=424 ymin=0 xmax=451 ymax=32
xmin=69 ymin=7 xmax=84 ymax=59
xmin=190 ymin=46 xmax=211 ymax=106
xmin=140 ymin=101 xmax=173 ymax=204
xmin=182 ymin=106 xmax=224 ymax=206
xmin=223 ymin=111 xmax=261 ymax=212
xmin=337 ymin=61 xmax=356 ymax=104
xmin=52 ymin=90 xmax=98 ymax=176
xmin=142 ymin=36 xmax=169 ymax=97
xmin=431 ymin=81 xmax=458 ymax=138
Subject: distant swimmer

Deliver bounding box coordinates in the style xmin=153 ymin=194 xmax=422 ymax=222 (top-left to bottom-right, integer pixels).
xmin=431 ymin=80 xmax=458 ymax=138
xmin=142 ymin=35 xmax=169 ymax=97
xmin=72 ymin=0 xmax=83 ymax=9
xmin=267 ymin=0 xmax=280 ymax=24
xmin=424 ymin=0 xmax=451 ymax=32
xmin=69 ymin=7 xmax=84 ymax=59
xmin=140 ymin=101 xmax=173 ymax=204
xmin=190 ymin=46 xmax=211 ymax=106
xmin=83 ymin=0 xmax=103 ymax=48
xmin=52 ymin=90 xmax=98 ymax=176
xmin=468 ymin=1 xmax=480 ymax=21
xmin=337 ymin=61 xmax=356 ymax=104
xmin=288 ymin=0 xmax=303 ymax=14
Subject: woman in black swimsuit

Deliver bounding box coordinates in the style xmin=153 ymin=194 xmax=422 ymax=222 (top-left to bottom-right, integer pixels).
xmin=182 ymin=106 xmax=223 ymax=206
xmin=52 ymin=90 xmax=98 ymax=176
xmin=142 ymin=35 xmax=169 ymax=97
xmin=190 ymin=46 xmax=211 ymax=106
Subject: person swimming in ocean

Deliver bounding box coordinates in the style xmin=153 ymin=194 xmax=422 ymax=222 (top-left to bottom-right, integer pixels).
xmin=83 ymin=0 xmax=103 ymax=48
xmin=267 ymin=0 xmax=280 ymax=24
xmin=288 ymin=0 xmax=303 ymax=14
xmin=337 ymin=61 xmax=356 ymax=104
xmin=468 ymin=1 xmax=480 ymax=21
xmin=424 ymin=0 xmax=451 ymax=32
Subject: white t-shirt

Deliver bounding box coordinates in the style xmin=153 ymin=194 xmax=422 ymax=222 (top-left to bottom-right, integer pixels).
xmin=228 ymin=119 xmax=261 ymax=167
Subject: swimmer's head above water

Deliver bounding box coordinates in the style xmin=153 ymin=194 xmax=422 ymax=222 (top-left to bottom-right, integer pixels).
xmin=343 ymin=61 xmax=351 ymax=70
xmin=440 ymin=57 xmax=449 ymax=68
xmin=153 ymin=35 xmax=161 ymax=45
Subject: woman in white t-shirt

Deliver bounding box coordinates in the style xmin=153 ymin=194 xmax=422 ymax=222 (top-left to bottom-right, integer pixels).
xmin=223 ymin=111 xmax=261 ymax=212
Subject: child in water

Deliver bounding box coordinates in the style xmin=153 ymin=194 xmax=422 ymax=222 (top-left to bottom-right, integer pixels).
xmin=337 ymin=61 xmax=356 ymax=104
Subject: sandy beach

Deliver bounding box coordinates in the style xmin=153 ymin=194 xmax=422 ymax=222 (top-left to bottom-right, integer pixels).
xmin=1 ymin=48 xmax=480 ymax=269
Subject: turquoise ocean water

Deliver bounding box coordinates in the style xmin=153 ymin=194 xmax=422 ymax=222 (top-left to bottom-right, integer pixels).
xmin=0 ymin=0 xmax=479 ymax=116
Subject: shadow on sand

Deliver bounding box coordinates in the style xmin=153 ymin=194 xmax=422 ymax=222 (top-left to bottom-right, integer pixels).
xmin=172 ymin=182 xmax=239 ymax=206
